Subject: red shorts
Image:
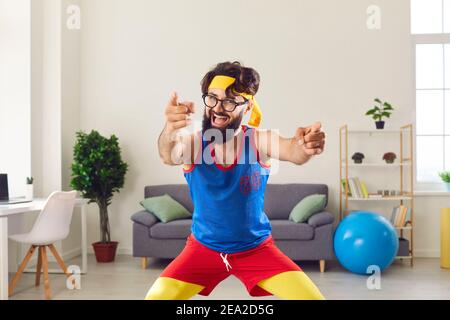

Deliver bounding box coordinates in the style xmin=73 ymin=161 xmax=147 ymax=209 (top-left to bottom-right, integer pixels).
xmin=160 ymin=234 xmax=302 ymax=297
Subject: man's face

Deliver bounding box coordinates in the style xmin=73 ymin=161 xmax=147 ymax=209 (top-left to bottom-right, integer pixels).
xmin=202 ymin=88 xmax=250 ymax=143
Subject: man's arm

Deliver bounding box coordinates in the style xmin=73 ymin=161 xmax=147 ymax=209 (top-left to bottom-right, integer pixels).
xmin=158 ymin=92 xmax=196 ymax=166
xmin=255 ymin=122 xmax=325 ymax=165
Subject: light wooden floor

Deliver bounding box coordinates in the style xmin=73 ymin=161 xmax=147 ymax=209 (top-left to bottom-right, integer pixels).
xmin=9 ymin=255 xmax=450 ymax=300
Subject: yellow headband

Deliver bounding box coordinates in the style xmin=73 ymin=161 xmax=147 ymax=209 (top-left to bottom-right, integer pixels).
xmin=208 ymin=75 xmax=262 ymax=127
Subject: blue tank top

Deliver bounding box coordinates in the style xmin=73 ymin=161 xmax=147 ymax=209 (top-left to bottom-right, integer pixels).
xmin=183 ymin=125 xmax=272 ymax=253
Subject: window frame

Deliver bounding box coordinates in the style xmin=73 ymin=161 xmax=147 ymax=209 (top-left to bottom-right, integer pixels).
xmin=412 ymin=33 xmax=450 ymax=187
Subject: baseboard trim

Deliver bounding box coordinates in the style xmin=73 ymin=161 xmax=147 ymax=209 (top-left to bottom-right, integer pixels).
xmin=87 ymin=246 xmax=133 ymax=256
xmin=414 ymin=249 xmax=439 ymax=258
xmin=61 ymin=247 xmax=83 ymax=261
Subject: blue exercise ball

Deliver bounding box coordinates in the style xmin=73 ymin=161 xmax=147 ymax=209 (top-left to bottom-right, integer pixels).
xmin=334 ymin=211 xmax=399 ymax=275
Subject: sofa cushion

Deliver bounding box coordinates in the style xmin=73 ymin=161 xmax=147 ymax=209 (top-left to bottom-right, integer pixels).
xmin=270 ymin=220 xmax=314 ymax=240
xmin=150 ymin=219 xmax=192 ymax=239
xmin=131 ymin=210 xmax=159 ymax=228
xmin=145 ymin=185 xmax=194 ymax=212
xmin=140 ymin=194 xmax=191 ymax=223
xmin=289 ymin=194 xmax=327 ymax=223
xmin=308 ymin=211 xmax=335 ymax=228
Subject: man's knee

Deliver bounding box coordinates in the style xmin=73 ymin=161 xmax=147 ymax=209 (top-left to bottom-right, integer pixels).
xmin=258 ymin=271 xmax=325 ymax=300
xmin=145 ymin=277 xmax=204 ymax=300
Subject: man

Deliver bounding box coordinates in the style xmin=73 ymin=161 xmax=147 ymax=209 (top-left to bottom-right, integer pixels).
xmin=147 ymin=61 xmax=326 ymax=300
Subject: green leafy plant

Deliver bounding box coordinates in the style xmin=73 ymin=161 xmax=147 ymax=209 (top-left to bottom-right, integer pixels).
xmin=70 ymin=130 xmax=128 ymax=243
xmin=365 ymin=98 xmax=394 ymax=122
xmin=26 ymin=177 xmax=34 ymax=185
xmin=439 ymin=171 xmax=450 ymax=183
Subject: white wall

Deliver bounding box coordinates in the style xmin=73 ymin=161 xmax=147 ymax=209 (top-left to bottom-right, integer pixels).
xmin=1 ymin=0 xmax=32 ymax=271
xmin=60 ymin=0 xmax=82 ymax=258
xmin=30 ymin=0 xmax=81 ymax=262
xmin=0 ymin=0 xmax=31 ymax=197
xmin=31 ymin=0 xmax=62 ymax=198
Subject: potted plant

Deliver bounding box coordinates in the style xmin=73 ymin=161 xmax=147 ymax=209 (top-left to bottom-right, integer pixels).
xmin=383 ymin=152 xmax=397 ymax=164
xmin=365 ymin=98 xmax=394 ymax=129
xmin=70 ymin=130 xmax=128 ymax=263
xmin=25 ymin=177 xmax=34 ymax=200
xmin=438 ymin=171 xmax=450 ymax=191
xmin=352 ymin=152 xmax=365 ymax=164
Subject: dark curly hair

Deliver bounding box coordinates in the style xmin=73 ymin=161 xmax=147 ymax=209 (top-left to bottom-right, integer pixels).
xmin=200 ymin=61 xmax=260 ymax=97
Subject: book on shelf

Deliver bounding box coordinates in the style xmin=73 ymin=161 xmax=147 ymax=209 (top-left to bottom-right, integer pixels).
xmin=398 ymin=206 xmax=406 ymax=226
xmin=390 ymin=205 xmax=410 ymax=227
xmin=347 ymin=178 xmax=356 ymax=197
xmin=347 ymin=178 xmax=353 ymax=197
xmin=353 ymin=177 xmax=364 ymax=198
xmin=341 ymin=178 xmax=351 ymax=196
xmin=389 ymin=206 xmax=397 ymax=224
xmin=405 ymin=207 xmax=411 ymax=226
xmin=343 ymin=177 xmax=369 ymax=198
xmin=360 ymin=181 xmax=369 ymax=198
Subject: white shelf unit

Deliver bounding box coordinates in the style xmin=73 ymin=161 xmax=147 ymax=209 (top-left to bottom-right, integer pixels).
xmin=345 ymin=196 xmax=413 ymax=201
xmin=339 ymin=124 xmax=415 ymax=266
xmin=344 ymin=163 xmax=411 ymax=167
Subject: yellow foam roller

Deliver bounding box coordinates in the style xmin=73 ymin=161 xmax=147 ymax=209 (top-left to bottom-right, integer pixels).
xmin=441 ymin=208 xmax=450 ymax=269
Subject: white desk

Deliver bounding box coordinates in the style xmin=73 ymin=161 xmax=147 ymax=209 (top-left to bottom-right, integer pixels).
xmin=0 ymin=198 xmax=89 ymax=300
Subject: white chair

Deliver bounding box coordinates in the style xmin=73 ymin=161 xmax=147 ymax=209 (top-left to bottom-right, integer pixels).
xmin=8 ymin=191 xmax=77 ymax=299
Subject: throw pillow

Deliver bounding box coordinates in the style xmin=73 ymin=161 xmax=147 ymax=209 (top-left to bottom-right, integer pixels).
xmin=140 ymin=194 xmax=191 ymax=223
xmin=289 ymin=194 xmax=326 ymax=223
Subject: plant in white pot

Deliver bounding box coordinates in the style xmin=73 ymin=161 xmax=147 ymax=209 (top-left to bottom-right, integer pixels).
xmin=438 ymin=171 xmax=450 ymax=192
xmin=25 ymin=177 xmax=34 ymax=200
xmin=70 ymin=130 xmax=128 ymax=263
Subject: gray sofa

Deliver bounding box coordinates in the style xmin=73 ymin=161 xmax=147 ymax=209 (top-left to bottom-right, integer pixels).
xmin=131 ymin=184 xmax=335 ymax=272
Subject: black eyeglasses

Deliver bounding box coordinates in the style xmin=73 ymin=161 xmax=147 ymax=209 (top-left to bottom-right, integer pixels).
xmin=202 ymin=94 xmax=248 ymax=113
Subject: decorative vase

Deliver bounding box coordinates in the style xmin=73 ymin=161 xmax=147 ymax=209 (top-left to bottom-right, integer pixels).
xmin=445 ymin=183 xmax=450 ymax=192
xmin=25 ymin=184 xmax=34 ymax=200
xmin=92 ymin=241 xmax=119 ymax=263
xmin=383 ymin=152 xmax=397 ymax=164
xmin=352 ymin=153 xmax=365 ymax=164
xmin=375 ymin=121 xmax=385 ymax=129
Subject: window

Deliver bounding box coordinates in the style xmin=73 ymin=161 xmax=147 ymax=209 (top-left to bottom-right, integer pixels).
xmin=412 ymin=0 xmax=450 ymax=183
xmin=411 ymin=0 xmax=450 ymax=34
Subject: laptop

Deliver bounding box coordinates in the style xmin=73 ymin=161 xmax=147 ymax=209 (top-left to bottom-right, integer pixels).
xmin=0 ymin=173 xmax=32 ymax=205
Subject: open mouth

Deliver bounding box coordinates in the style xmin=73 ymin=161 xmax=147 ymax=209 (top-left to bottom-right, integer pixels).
xmin=211 ymin=112 xmax=230 ymax=127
